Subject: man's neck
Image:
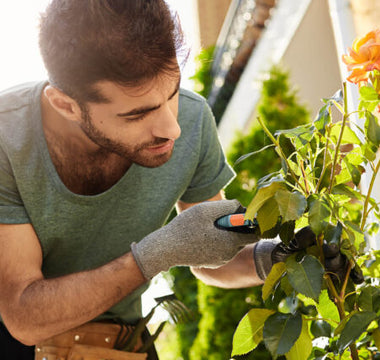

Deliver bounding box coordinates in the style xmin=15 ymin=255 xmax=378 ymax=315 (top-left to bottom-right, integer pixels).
xmin=40 ymin=90 xmax=131 ymax=195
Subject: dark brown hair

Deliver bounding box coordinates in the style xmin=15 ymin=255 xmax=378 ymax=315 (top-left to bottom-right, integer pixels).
xmin=39 ymin=0 xmax=186 ymax=103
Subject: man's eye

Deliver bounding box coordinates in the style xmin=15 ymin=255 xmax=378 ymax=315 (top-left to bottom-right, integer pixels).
xmin=123 ymin=113 xmax=147 ymax=122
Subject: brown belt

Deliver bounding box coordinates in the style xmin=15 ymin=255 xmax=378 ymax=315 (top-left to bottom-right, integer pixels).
xmin=34 ymin=322 xmax=147 ymax=360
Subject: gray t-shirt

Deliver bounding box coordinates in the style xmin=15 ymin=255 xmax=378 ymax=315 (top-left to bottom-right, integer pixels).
xmin=0 ymin=81 xmax=235 ymax=323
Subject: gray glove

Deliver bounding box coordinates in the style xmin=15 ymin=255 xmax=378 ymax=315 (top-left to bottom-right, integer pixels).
xmin=131 ymin=199 xmax=260 ymax=279
xmin=254 ymin=227 xmax=364 ymax=284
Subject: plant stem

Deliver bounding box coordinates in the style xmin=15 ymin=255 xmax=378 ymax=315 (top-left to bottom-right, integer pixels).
xmin=349 ymin=344 xmax=360 ymax=360
xmin=328 ymin=82 xmax=348 ymax=194
xmin=361 ymin=157 xmax=380 ymax=230
xmin=315 ymin=126 xmax=331 ymax=193
xmin=256 ymin=116 xmax=306 ymax=193
xmin=326 ymin=268 xmax=360 ymax=360
xmin=339 ymin=260 xmax=354 ymax=299
xmin=300 ymin=161 xmax=310 ymax=194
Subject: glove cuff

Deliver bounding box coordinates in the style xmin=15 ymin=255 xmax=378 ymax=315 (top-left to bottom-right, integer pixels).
xmin=253 ymin=239 xmax=281 ymax=280
xmin=131 ymin=242 xmax=153 ymax=280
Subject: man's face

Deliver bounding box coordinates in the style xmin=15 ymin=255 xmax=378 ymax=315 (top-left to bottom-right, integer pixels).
xmin=79 ymin=73 xmax=181 ymax=168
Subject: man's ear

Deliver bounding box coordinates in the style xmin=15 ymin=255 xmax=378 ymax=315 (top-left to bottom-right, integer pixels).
xmin=44 ymin=86 xmax=83 ymax=122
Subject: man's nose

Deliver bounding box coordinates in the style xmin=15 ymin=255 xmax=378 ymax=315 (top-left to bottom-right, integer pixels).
xmin=151 ymin=104 xmax=181 ymax=140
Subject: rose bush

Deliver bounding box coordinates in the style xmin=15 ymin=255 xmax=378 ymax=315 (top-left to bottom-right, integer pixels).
xmin=231 ymin=29 xmax=380 ymax=360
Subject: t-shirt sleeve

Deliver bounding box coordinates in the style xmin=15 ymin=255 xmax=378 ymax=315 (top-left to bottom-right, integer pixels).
xmin=179 ymin=101 xmax=235 ymax=203
xmin=0 ymin=144 xmax=30 ymax=223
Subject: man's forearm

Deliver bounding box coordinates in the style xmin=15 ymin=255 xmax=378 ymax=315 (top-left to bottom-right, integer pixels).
xmin=190 ymin=244 xmax=264 ymax=289
xmin=3 ymin=252 xmax=146 ymax=345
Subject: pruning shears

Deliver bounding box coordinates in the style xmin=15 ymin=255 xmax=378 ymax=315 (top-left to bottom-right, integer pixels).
xmin=215 ymin=213 xmax=259 ymax=233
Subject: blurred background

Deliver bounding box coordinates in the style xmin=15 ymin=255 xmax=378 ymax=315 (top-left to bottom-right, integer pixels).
xmin=1 ymin=1 xmax=379 ymax=359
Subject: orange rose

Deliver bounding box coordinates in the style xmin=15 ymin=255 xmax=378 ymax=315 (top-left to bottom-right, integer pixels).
xmin=342 ymin=29 xmax=380 ymax=84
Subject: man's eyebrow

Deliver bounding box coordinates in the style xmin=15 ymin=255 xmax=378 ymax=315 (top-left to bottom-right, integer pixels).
xmin=116 ymin=78 xmax=181 ymax=117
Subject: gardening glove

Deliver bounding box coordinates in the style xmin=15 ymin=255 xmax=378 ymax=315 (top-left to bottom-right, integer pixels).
xmin=131 ymin=199 xmax=261 ymax=279
xmin=253 ymin=226 xmax=364 ymax=284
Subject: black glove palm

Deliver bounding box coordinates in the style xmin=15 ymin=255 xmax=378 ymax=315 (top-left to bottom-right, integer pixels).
xmin=255 ymin=227 xmax=364 ymax=284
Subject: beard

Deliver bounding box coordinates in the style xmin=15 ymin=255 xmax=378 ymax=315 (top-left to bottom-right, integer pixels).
xmin=79 ymin=107 xmax=174 ymax=168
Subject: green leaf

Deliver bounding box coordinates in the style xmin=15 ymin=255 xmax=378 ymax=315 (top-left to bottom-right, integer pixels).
xmin=365 ymin=111 xmax=380 ymax=147
xmin=372 ymin=327 xmax=380 ymax=350
xmin=344 ymin=160 xmax=362 ymax=186
xmin=262 ymin=262 xmax=286 ymax=301
xmin=234 ymin=143 xmax=276 ymax=165
xmin=324 ymin=222 xmax=342 ymax=246
xmin=336 ymin=311 xmax=377 ymax=353
xmin=286 ymin=254 xmax=324 ymax=301
xmin=257 ymin=197 xmax=281 ymax=234
xmin=316 ymin=290 xmax=340 ymax=326
xmin=307 ymin=194 xmax=331 ymax=235
xmin=285 ymin=317 xmax=312 ymax=360
xmin=359 ymin=85 xmax=380 ymax=112
xmin=263 ymin=312 xmax=302 ymax=357
xmin=310 ymin=320 xmax=332 ymax=338
xmin=358 ymin=286 xmax=380 ymax=313
xmin=323 ymin=89 xmax=344 ymax=104
xmin=279 ymin=221 xmax=296 ymax=245
xmin=314 ymin=104 xmax=331 ymax=136
xmin=330 ymin=123 xmax=361 ymax=145
xmin=275 ymin=190 xmax=307 ymax=222
xmin=246 ymin=180 xmax=286 ymax=220
xmin=344 ymin=221 xmax=365 ymax=253
xmin=231 ymin=308 xmax=275 ymax=356
xmin=275 ymin=125 xmax=314 ymax=145
xmin=362 ymin=251 xmax=380 ymax=277
xmin=332 ymin=184 xmax=362 ymax=200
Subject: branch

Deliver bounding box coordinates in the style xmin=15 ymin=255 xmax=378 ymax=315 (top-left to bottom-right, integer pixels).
xmin=256 ymin=117 xmax=306 ymax=193
xmin=328 ymin=82 xmax=348 ymax=194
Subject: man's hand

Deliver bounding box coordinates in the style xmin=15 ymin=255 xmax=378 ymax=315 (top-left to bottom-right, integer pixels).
xmin=131 ymin=199 xmax=261 ymax=279
xmin=254 ymin=226 xmax=364 ymax=284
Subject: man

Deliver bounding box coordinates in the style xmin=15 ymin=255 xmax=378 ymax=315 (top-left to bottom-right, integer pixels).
xmin=0 ymin=1 xmax=264 ymax=359
xmin=0 ymin=1 xmax=352 ymax=359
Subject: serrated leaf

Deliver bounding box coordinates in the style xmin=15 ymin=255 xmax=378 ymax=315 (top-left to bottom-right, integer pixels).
xmin=324 ymin=89 xmax=344 ymax=103
xmin=307 ymin=195 xmax=331 ymax=235
xmin=257 ymin=197 xmax=281 ymax=233
xmin=330 ymin=123 xmax=361 ymax=145
xmin=275 ymin=125 xmax=314 ymax=145
xmin=246 ymin=180 xmax=286 ymax=220
xmin=336 ymin=311 xmax=377 ymax=353
xmin=316 ymin=290 xmax=340 ymax=326
xmin=345 ymin=221 xmax=365 ymax=253
xmin=285 ymin=317 xmax=312 ymax=360
xmin=314 ymin=104 xmax=330 ymax=136
xmin=262 ymin=262 xmax=286 ymax=301
xmin=279 ymin=221 xmax=296 ymax=245
xmin=344 ymin=160 xmax=362 ymax=186
xmin=263 ymin=312 xmax=302 ymax=357
xmin=286 ymin=254 xmax=324 ymax=301
xmin=332 ymin=184 xmax=362 ymax=200
xmin=358 ymin=286 xmax=380 ymax=313
xmin=275 ymin=190 xmax=307 ymax=222
xmin=324 ymin=222 xmax=342 ymax=246
xmin=231 ymin=308 xmax=275 ymax=356
xmin=373 ymin=328 xmax=380 ymax=350
xmin=365 ymin=111 xmax=380 ymax=147
xmin=235 ymin=144 xmax=276 ymax=165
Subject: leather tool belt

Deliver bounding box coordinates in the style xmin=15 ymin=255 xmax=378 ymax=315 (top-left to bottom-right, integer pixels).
xmin=34 ymin=322 xmax=148 ymax=360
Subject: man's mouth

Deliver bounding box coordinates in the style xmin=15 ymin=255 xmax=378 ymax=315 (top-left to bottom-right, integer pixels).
xmin=144 ymin=139 xmax=175 ymax=154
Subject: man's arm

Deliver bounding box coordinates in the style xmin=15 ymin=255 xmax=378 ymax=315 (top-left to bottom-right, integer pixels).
xmin=177 ymin=192 xmax=263 ymax=289
xmin=0 ymin=223 xmax=146 ymax=346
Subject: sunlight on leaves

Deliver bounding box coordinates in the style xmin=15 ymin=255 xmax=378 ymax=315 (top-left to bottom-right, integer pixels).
xmin=231 ymin=308 xmax=275 ymax=357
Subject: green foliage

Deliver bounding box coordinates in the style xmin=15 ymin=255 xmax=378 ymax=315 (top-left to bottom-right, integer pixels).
xmin=168 ymin=266 xmax=200 ymax=360
xmin=189 ymin=282 xmax=263 ymax=360
xmin=189 ymin=46 xmax=215 ymax=99
xmin=231 ymin=73 xmax=380 ymax=359
xmin=225 ymin=65 xmax=311 ymax=206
